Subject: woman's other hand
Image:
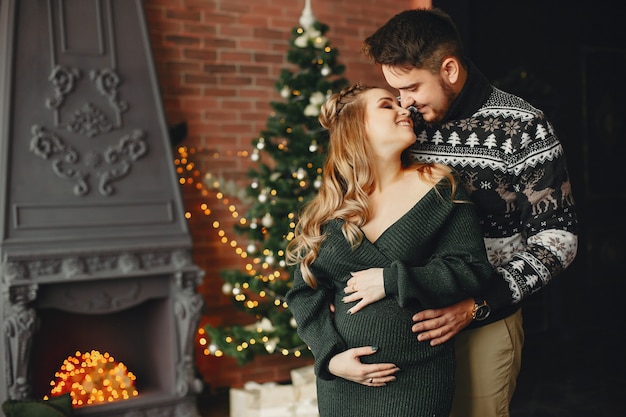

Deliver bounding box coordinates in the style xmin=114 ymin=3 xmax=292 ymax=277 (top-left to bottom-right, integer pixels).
xmin=328 ymin=346 xmax=399 ymax=387
xmin=343 ymin=268 xmax=385 ymax=314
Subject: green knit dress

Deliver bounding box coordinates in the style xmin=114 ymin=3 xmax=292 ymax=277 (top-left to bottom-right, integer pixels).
xmin=286 ymin=184 xmax=493 ymax=417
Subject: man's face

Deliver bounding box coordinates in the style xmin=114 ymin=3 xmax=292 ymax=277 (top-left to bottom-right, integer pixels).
xmin=382 ymin=65 xmax=457 ymax=124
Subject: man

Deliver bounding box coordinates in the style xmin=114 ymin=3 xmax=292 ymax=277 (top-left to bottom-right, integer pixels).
xmin=360 ymin=8 xmax=578 ymax=417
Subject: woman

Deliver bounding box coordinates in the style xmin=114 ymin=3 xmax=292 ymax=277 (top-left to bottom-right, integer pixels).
xmin=285 ymin=84 xmax=493 ymax=417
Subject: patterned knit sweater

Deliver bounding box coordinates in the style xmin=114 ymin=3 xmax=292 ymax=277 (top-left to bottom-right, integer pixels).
xmin=286 ymin=184 xmax=493 ymax=417
xmin=409 ymin=62 xmax=578 ymax=325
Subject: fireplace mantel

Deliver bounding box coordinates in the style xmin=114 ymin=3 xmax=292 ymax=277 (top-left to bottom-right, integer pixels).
xmin=0 ymin=1 xmax=204 ymax=416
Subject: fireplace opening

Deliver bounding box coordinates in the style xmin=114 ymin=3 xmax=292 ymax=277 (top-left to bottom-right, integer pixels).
xmin=30 ymin=284 xmax=176 ymax=406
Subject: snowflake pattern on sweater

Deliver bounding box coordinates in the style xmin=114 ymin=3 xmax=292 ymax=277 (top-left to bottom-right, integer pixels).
xmin=409 ymin=87 xmax=578 ymax=308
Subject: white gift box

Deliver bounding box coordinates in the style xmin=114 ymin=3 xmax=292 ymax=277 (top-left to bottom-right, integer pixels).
xmin=290 ymin=365 xmax=316 ymax=386
xmin=293 ymin=397 xmax=319 ymax=417
xmin=294 ymin=381 xmax=317 ymax=402
xmin=230 ymin=382 xmax=297 ymax=417
xmin=230 ymin=386 xmax=257 ymax=417
xmin=291 ymin=367 xmax=318 ymax=417
xmin=229 ymin=366 xmax=320 ymax=417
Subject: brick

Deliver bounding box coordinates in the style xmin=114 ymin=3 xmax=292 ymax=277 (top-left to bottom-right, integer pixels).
xmin=210 ymin=38 xmax=237 ymax=49
xmin=165 ymin=34 xmax=201 ymax=46
xmin=207 ymin=12 xmax=237 ymax=25
xmin=183 ymin=23 xmax=216 ymax=35
xmin=183 ymin=48 xmax=218 ymax=61
xmin=165 ymin=60 xmax=203 ymax=73
xmin=220 ymin=75 xmax=252 ymax=86
xmin=219 ymin=2 xmax=250 ymax=13
xmin=253 ymin=27 xmax=286 ymax=41
xmin=163 ymin=85 xmax=202 ymax=96
xmin=239 ymin=15 xmax=270 ymax=28
xmin=253 ymin=52 xmax=283 ymax=64
xmin=220 ymin=99 xmax=252 ymax=111
xmin=182 ymin=73 xmax=216 ymax=85
xmin=239 ymin=65 xmax=268 ymax=75
xmin=219 ymin=51 xmax=252 ymax=63
xmin=239 ymin=39 xmax=274 ymax=50
xmin=166 ymin=9 xmax=202 ymax=22
xmin=219 ymin=24 xmax=254 ymax=38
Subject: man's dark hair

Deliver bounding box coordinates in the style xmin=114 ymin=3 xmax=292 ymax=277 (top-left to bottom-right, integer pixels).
xmin=362 ymin=8 xmax=465 ymax=73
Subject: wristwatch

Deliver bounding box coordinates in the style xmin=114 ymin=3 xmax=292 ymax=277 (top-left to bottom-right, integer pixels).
xmin=471 ymin=297 xmax=491 ymax=321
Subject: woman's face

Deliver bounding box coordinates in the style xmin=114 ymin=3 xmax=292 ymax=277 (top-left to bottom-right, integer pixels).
xmin=362 ymin=88 xmax=416 ymax=158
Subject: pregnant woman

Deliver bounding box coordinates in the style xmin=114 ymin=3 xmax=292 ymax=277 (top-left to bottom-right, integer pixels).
xmin=285 ymin=84 xmax=493 ymax=417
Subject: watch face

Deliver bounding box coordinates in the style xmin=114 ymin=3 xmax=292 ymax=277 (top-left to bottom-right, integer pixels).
xmin=474 ymin=305 xmax=490 ymax=321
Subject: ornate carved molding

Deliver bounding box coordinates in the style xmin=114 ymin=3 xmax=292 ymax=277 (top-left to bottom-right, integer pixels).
xmin=65 ymin=102 xmax=114 ymax=137
xmin=62 ymin=67 xmax=129 ymax=136
xmin=46 ymin=65 xmax=81 ymax=109
xmin=46 ymin=66 xmax=129 ymax=137
xmin=99 ymin=129 xmax=148 ymax=196
xmin=173 ymin=270 xmax=205 ymax=397
xmin=29 ymin=125 xmax=148 ymax=196
xmin=2 ymin=284 xmax=38 ymax=400
xmin=1 ymin=248 xmax=194 ymax=285
xmin=1 ymin=262 xmax=30 ymax=282
xmin=29 ymin=124 xmax=90 ymax=196
xmin=91 ymin=68 xmax=129 ymax=117
xmin=59 ymin=281 xmax=142 ymax=313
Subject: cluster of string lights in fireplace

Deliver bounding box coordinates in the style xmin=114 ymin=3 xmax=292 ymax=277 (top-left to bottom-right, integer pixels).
xmin=45 ymin=350 xmax=138 ymax=407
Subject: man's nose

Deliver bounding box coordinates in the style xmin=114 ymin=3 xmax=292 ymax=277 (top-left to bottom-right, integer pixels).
xmin=398 ymin=96 xmax=418 ymax=115
xmin=398 ymin=95 xmax=416 ymax=110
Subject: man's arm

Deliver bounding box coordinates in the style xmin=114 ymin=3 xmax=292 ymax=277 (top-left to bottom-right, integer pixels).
xmin=414 ymin=117 xmax=579 ymax=345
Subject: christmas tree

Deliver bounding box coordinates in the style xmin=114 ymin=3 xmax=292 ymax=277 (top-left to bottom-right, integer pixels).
xmin=203 ymin=8 xmax=349 ymax=365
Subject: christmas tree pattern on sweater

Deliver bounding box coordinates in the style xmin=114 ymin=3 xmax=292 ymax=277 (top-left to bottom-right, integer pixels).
xmin=409 ymin=87 xmax=577 ymax=305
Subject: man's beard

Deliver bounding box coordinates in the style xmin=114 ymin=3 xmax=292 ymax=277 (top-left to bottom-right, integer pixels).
xmin=425 ymin=79 xmax=457 ymax=124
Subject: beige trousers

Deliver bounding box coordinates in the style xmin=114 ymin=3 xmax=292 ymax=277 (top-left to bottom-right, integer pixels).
xmin=450 ymin=309 xmax=524 ymax=417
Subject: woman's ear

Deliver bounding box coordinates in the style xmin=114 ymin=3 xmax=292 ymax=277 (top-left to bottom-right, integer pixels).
xmin=441 ymin=57 xmax=460 ymax=84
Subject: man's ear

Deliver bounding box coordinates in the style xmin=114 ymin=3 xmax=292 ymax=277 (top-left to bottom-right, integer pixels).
xmin=441 ymin=57 xmax=460 ymax=84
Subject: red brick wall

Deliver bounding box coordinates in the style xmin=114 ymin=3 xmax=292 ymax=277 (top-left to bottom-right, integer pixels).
xmin=144 ymin=0 xmax=423 ymax=389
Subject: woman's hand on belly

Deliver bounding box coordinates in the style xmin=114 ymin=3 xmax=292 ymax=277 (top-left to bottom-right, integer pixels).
xmin=328 ymin=346 xmax=399 ymax=387
xmin=343 ymin=268 xmax=386 ymax=314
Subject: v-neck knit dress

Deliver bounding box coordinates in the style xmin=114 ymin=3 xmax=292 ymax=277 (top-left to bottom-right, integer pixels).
xmin=286 ymin=184 xmax=494 ymax=417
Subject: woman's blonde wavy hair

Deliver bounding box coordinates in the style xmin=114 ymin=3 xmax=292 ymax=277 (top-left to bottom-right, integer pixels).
xmin=285 ymin=84 xmax=457 ymax=288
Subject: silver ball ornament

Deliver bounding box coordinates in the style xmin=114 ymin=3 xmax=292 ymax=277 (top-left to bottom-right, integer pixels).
xmin=261 ymin=213 xmax=274 ymax=227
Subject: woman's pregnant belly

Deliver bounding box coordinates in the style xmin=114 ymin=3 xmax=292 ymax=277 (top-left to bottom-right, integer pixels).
xmin=332 ymin=295 xmax=441 ymax=366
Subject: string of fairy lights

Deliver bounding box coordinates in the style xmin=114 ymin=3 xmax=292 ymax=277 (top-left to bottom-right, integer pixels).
xmin=176 ymin=1 xmax=344 ymax=363
xmin=174 ymin=146 xmax=312 ymax=360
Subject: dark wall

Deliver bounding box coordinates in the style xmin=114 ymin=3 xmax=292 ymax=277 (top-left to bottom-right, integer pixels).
xmin=436 ymin=0 xmax=626 ymax=339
